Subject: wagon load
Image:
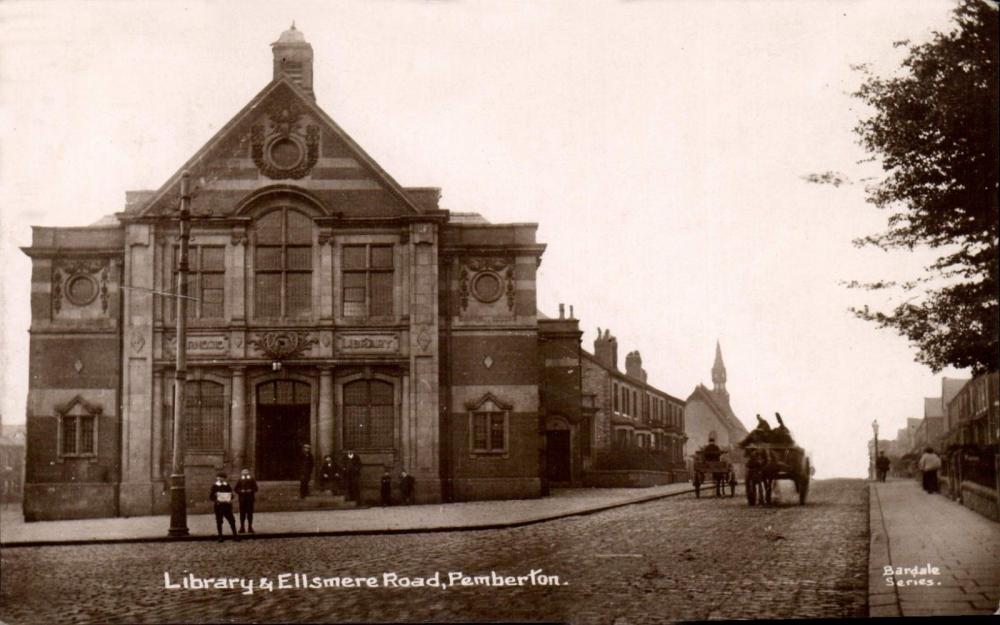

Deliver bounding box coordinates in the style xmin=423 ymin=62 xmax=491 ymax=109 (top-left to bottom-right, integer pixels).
xmin=739 ymin=413 xmax=795 ymax=447
xmin=740 ymin=413 xmax=811 ymax=506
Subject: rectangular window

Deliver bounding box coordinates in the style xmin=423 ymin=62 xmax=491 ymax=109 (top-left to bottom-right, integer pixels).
xmin=471 ymin=412 xmax=506 ymax=453
xmin=613 ymin=384 xmax=619 ymax=412
xmin=60 ymin=415 xmax=97 ymax=457
xmin=170 ymin=245 xmax=226 ymax=320
xmin=253 ymin=209 xmax=313 ymax=319
xmin=342 ymin=244 xmax=394 ymax=318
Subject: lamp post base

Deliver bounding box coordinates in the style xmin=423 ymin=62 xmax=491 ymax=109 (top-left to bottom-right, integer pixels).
xmin=167 ymin=472 xmax=189 ymax=537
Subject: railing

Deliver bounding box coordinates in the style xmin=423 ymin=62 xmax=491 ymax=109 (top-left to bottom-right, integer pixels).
xmin=959 ymin=444 xmax=997 ymax=490
xmin=592 ymin=448 xmax=678 ymax=472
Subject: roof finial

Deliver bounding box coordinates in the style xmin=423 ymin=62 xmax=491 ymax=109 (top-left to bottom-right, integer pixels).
xmin=291 ymin=20 xmax=297 ymax=30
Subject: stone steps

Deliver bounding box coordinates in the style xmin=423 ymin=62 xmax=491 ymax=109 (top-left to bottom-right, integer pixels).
xmin=188 ymin=481 xmax=358 ymax=514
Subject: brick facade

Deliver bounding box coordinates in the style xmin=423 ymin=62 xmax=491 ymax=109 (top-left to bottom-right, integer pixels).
xmin=19 ymin=26 xmax=688 ymax=520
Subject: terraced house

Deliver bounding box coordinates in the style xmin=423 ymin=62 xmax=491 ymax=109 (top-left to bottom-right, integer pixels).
xmin=20 ymin=26 xmax=689 ymax=521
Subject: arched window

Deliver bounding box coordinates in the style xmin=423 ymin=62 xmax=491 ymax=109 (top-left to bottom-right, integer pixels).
xmin=343 ymin=379 xmax=394 ymax=449
xmin=185 ymin=380 xmax=226 ymax=451
xmin=254 ymin=208 xmax=312 ymax=318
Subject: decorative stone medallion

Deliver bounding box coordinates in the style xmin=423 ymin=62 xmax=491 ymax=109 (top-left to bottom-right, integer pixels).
xmin=250 ymin=96 xmax=319 ymax=180
xmin=460 ymin=257 xmax=515 ymax=310
xmin=248 ymin=331 xmax=317 ymax=360
xmin=53 ymin=259 xmax=109 ymax=313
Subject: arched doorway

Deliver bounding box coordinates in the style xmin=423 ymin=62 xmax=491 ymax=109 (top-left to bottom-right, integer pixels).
xmin=256 ymin=380 xmax=311 ymax=480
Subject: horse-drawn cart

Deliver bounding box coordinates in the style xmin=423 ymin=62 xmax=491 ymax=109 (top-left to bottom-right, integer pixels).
xmin=691 ymin=451 xmax=737 ymax=498
xmin=744 ymin=442 xmax=811 ymax=505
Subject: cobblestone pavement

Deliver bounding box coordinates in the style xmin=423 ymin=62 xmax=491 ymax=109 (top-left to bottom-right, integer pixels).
xmin=0 ymin=479 xmax=867 ymax=624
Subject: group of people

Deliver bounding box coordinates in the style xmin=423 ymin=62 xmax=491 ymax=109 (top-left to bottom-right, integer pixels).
xmin=739 ymin=413 xmax=795 ymax=447
xmin=208 ymin=468 xmax=259 ymax=542
xmin=209 ymin=445 xmax=418 ymax=541
xmin=299 ymin=444 xmax=364 ymax=502
xmin=873 ymin=447 xmax=941 ymax=494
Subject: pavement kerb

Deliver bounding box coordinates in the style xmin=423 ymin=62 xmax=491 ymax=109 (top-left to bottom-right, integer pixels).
xmin=1 ymin=483 xmax=720 ymax=549
xmin=867 ymin=482 xmax=903 ymax=618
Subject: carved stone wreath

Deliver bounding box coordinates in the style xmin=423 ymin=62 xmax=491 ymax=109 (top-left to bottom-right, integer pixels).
xmin=250 ymin=97 xmax=320 ymax=180
xmin=248 ymin=331 xmax=317 ymax=360
xmin=460 ymin=257 xmax=515 ymax=310
xmin=53 ymin=260 xmax=110 ymax=313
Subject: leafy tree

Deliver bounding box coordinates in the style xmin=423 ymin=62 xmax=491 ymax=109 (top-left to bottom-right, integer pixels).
xmin=840 ymin=0 xmax=998 ymax=374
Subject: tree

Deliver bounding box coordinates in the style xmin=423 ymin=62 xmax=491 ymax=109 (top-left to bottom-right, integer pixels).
xmin=841 ymin=0 xmax=998 ymax=374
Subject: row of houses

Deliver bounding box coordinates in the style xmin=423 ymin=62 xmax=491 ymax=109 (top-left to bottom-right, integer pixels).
xmin=18 ymin=25 xmax=749 ymax=521
xmin=874 ymin=372 xmax=1000 ymax=521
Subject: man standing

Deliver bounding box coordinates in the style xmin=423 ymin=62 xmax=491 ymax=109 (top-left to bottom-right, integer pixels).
xmin=343 ymin=449 xmax=362 ymax=504
xmin=399 ymin=469 xmax=415 ymax=505
xmin=299 ymin=444 xmax=314 ymax=499
xmin=875 ymin=451 xmax=891 ymax=483
xmin=235 ymin=468 xmax=258 ymax=534
xmin=918 ymin=447 xmax=942 ymax=493
xmin=209 ymin=471 xmax=239 ymax=542
xmin=380 ymin=468 xmax=392 ymax=506
xmin=319 ymin=455 xmax=338 ymax=495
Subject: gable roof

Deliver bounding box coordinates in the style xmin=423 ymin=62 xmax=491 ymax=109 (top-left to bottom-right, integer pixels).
xmin=686 ymin=384 xmax=750 ymax=439
xmin=136 ymin=75 xmax=425 ymax=217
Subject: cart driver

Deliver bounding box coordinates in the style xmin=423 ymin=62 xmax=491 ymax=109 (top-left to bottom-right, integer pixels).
xmin=702 ymin=436 xmax=722 ymax=463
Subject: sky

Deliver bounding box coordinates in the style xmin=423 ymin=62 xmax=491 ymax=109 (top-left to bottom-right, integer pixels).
xmin=0 ymin=0 xmax=975 ymax=478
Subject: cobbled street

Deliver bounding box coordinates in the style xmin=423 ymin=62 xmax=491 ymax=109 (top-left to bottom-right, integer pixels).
xmin=0 ymin=479 xmax=868 ymax=624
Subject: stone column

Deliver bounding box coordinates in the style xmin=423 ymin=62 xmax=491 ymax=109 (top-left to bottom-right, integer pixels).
xmin=319 ymin=367 xmax=334 ymax=463
xmin=151 ymin=367 xmax=163 ymax=480
xmin=230 ymin=367 xmax=247 ymax=470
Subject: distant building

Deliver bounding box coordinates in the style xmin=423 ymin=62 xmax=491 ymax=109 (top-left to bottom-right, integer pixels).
xmin=0 ymin=422 xmax=26 ymax=503
xmin=576 ymin=329 xmax=687 ymax=487
xmin=683 ymin=342 xmax=749 ymax=476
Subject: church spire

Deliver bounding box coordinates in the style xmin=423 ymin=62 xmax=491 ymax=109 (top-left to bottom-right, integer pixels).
xmin=711 ymin=340 xmax=728 ymax=398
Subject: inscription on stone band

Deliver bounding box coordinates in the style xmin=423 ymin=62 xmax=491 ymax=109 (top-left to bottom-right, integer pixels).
xmin=166 ymin=335 xmax=230 ymax=355
xmin=337 ymin=333 xmax=400 ymax=355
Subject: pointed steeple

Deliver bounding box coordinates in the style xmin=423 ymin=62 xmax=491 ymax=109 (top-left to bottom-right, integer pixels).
xmin=711 ymin=340 xmax=728 ymax=399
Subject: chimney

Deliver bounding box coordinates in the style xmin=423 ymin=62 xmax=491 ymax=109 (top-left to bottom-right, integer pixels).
xmin=594 ymin=328 xmax=619 ymax=370
xmin=625 ymin=350 xmax=646 ymax=381
xmin=271 ymin=23 xmax=315 ymax=99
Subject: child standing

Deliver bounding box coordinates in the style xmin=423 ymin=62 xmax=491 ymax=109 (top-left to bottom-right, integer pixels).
xmin=209 ymin=471 xmax=240 ymax=542
xmin=235 ymin=468 xmax=258 ymax=534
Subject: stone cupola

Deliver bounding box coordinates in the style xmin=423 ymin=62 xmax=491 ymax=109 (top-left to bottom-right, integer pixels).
xmin=271 ymin=23 xmax=315 ymax=99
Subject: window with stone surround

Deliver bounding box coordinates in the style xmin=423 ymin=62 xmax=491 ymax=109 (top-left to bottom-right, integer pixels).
xmin=342 ymin=244 xmax=393 ymax=319
xmin=56 ymin=396 xmax=101 ymax=459
xmin=169 ymin=245 xmax=225 ymax=320
xmin=343 ymin=379 xmax=394 ymax=450
xmin=184 ymin=380 xmax=226 ymax=452
xmin=254 ymin=208 xmax=312 ymax=319
xmin=471 ymin=411 xmax=506 ymax=454
xmin=613 ymin=383 xmax=619 ymax=413
xmin=60 ymin=415 xmax=97 ymax=457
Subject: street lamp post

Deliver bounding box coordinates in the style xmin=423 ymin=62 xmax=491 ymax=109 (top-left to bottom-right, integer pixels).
xmin=168 ymin=171 xmax=192 ymax=537
xmin=872 ymin=419 xmax=879 ymax=482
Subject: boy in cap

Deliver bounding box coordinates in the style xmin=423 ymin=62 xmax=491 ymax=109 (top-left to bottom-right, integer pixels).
xmin=209 ymin=471 xmax=239 ymax=542
xmin=235 ymin=468 xmax=258 ymax=534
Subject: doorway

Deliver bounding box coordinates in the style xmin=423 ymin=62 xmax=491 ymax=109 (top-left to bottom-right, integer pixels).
xmin=256 ymin=380 xmax=311 ymax=480
xmin=545 ymin=430 xmax=571 ymax=483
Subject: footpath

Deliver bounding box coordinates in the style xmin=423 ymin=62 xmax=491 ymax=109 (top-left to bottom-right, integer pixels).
xmin=1 ymin=482 xmax=695 ymax=547
xmin=869 ymin=479 xmax=1000 ymax=617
